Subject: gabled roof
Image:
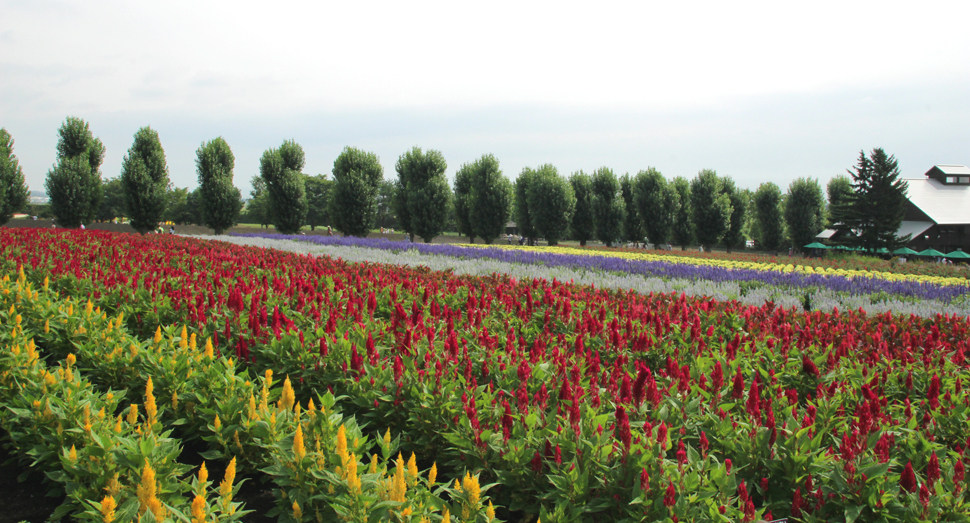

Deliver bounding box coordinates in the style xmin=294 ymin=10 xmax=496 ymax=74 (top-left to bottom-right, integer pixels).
xmin=904 ymin=177 xmax=970 ymax=224
xmin=929 ymin=165 xmax=970 ymax=176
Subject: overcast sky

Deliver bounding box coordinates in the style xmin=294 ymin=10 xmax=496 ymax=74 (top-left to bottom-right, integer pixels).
xmin=3 ymin=0 xmax=969 ymax=196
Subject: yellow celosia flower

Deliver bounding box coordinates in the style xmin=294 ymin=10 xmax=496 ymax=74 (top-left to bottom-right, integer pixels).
xmin=214 ymin=415 xmax=222 ymax=430
xmin=144 ymin=377 xmax=157 ymax=428
xmin=293 ymin=424 xmax=306 ymax=461
xmin=137 ymin=459 xmax=157 ymax=515
xmin=369 ymin=453 xmax=378 ymax=474
xmin=114 ymin=415 xmax=122 ymax=433
xmin=220 ymin=457 xmax=237 ymax=499
xmin=127 ymin=404 xmax=138 ymax=425
xmin=407 ymin=452 xmax=418 ymax=480
xmin=199 ymin=462 xmax=209 ymax=484
xmin=383 ymin=428 xmax=392 ymax=448
xmin=441 ymin=508 xmax=450 ymax=523
xmin=66 ymin=353 xmax=76 ymax=367
xmin=190 ymin=332 xmax=197 ymax=350
xmin=100 ymin=495 xmax=116 ymax=523
xmin=172 ymin=391 xmax=178 ymax=410
xmin=336 ymin=425 xmax=348 ymax=465
xmin=292 ymin=501 xmax=302 ymax=520
xmin=486 ymin=501 xmax=496 ymax=521
xmin=153 ymin=326 xmax=162 ymax=344
xmin=180 ymin=325 xmax=188 ymax=348
xmin=204 ymin=337 xmax=214 ymax=358
xmin=463 ymin=472 xmax=481 ymax=507
xmin=191 ymin=494 xmax=206 ymax=523
xmin=44 ymin=319 xmax=49 ymax=334
xmin=346 ymin=453 xmax=361 ymax=494
xmin=68 ymin=445 xmax=77 ymax=462
xmin=392 ymin=453 xmax=406 ymax=502
xmin=428 ymin=462 xmax=437 ymax=487
xmin=105 ymin=473 xmax=121 ymax=496
xmin=264 ymin=369 xmax=273 ymax=387
xmin=281 ymin=376 xmax=295 ymax=411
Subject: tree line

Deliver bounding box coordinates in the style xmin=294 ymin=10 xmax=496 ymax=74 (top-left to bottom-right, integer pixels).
xmin=1 ymin=118 xmax=909 ymax=253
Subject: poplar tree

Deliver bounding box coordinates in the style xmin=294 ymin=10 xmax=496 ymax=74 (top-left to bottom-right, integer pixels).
xmin=720 ymin=175 xmax=747 ymax=252
xmin=569 ymin=171 xmax=595 ymax=246
xmin=671 ymin=176 xmax=693 ymax=250
xmin=45 ymin=117 xmax=105 ymax=228
xmin=196 ymin=137 xmax=242 ymax=235
xmin=526 ymin=164 xmax=575 ymax=246
xmin=260 ymin=140 xmax=308 ymax=235
xmin=784 ymin=177 xmax=826 ymax=251
xmin=394 ymin=147 xmax=450 ymax=242
xmin=121 ymin=126 xmax=170 ymax=233
xmin=619 ymin=173 xmax=642 ymax=243
xmin=0 ymin=128 xmax=29 ymax=225
xmin=633 ymin=168 xmax=676 ymax=246
xmin=513 ymin=168 xmax=538 ymax=244
xmin=689 ymin=170 xmax=732 ymax=250
xmin=330 ymin=147 xmax=383 ymax=237
xmin=753 ymin=182 xmax=784 ymax=251
xmin=591 ymin=167 xmax=625 ymax=247
xmin=455 ymin=154 xmax=512 ymax=244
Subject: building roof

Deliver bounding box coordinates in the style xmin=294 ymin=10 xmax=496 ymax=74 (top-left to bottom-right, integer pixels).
xmin=930 ymin=165 xmax=970 ymax=176
xmin=903 ymin=177 xmax=970 ymax=224
xmin=897 ymin=220 xmax=935 ymax=240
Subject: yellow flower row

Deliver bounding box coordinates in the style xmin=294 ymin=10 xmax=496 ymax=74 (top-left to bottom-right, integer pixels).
xmin=466 ymin=244 xmax=970 ymax=287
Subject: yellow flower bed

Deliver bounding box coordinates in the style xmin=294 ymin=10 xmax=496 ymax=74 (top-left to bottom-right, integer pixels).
xmin=460 ymin=244 xmax=970 ymax=287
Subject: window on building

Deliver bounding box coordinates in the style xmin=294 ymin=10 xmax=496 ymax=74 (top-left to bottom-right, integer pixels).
xmin=961 ymin=177 xmax=970 ymax=184
xmin=947 ymin=176 xmax=957 ymax=183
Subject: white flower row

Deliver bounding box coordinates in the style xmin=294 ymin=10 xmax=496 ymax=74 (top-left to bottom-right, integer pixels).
xmin=203 ymin=235 xmax=970 ymax=318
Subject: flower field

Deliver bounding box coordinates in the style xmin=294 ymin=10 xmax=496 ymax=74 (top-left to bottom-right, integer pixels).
xmin=2 ymin=227 xmax=970 ymax=522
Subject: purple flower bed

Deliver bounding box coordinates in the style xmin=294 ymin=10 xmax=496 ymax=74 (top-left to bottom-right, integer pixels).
xmin=233 ymin=233 xmax=970 ymax=303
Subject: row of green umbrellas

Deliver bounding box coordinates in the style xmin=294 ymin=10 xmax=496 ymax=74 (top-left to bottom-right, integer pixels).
xmin=803 ymin=242 xmax=970 ymax=259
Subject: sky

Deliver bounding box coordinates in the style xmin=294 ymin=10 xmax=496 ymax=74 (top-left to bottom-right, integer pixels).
xmin=2 ymin=0 xmax=969 ymax=197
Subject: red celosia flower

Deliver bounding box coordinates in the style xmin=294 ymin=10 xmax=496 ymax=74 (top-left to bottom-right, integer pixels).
xmin=614 ymin=406 xmax=631 ymax=451
xmin=955 ymin=459 xmax=965 ymax=484
xmin=919 ymin=482 xmax=930 ymax=507
xmin=732 ymin=367 xmax=745 ymax=400
xmin=676 ymin=440 xmax=687 ymax=465
xmin=791 ymin=487 xmax=803 ymax=518
xmin=530 ymin=451 xmax=542 ymax=472
xmin=664 ymin=481 xmax=676 ymax=507
xmin=700 ymin=431 xmax=710 ymax=457
xmin=640 ymin=467 xmax=650 ymax=492
xmin=900 ymin=461 xmax=918 ymax=493
xmin=725 ymin=459 xmax=732 ymax=475
xmin=927 ymin=452 xmax=940 ymax=487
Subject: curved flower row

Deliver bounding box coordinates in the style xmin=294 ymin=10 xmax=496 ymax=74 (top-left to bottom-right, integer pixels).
xmin=237 ymin=233 xmax=970 ymax=304
xmin=216 ymin=235 xmax=970 ymax=318
xmin=472 ymin=244 xmax=970 ymax=287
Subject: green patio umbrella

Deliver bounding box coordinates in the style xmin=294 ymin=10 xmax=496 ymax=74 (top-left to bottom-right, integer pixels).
xmin=893 ymin=247 xmax=919 ymax=255
xmin=875 ymin=248 xmax=889 ymax=254
xmin=803 ymin=242 xmax=829 ymax=249
xmin=945 ymin=250 xmax=970 ymax=259
xmin=917 ymin=248 xmax=946 ymax=257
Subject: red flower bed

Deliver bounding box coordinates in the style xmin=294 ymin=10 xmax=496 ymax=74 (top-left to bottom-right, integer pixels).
xmin=2 ymin=227 xmax=969 ymax=521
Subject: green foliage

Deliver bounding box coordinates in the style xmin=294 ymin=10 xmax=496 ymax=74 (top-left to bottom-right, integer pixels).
xmin=458 ymin=154 xmax=512 ymax=244
xmin=45 ymin=117 xmax=105 ymax=228
xmin=304 ymin=174 xmax=332 ymax=231
xmin=375 ymin=179 xmax=398 ymax=230
xmin=95 ymin=177 xmax=125 ymax=223
xmin=720 ymin=175 xmax=748 ymax=252
xmin=826 ymin=174 xmax=853 ymax=228
xmin=164 ymin=187 xmax=202 ymax=225
xmin=330 ymin=147 xmax=383 ymax=237
xmin=590 ymin=167 xmax=625 ymax=247
xmin=514 ymin=168 xmax=538 ymax=244
xmin=784 ymin=177 xmax=826 ymax=251
xmin=241 ymin=175 xmax=272 ymax=227
xmin=454 ymin=166 xmax=476 ymax=242
xmin=754 ymin=182 xmax=784 ymax=251
xmin=671 ymin=176 xmax=693 ymax=249
xmin=690 ymin=169 xmax=731 ymax=250
xmin=195 ymin=137 xmax=242 ymax=235
xmin=569 ymin=171 xmax=595 ymax=246
xmin=633 ymin=168 xmax=676 ymax=246
xmin=526 ymin=164 xmax=575 ymax=246
xmin=394 ymin=147 xmax=451 ymax=242
xmin=120 ymin=126 xmax=170 ymax=233
xmin=0 ymin=128 xmax=30 ymax=225
xmin=837 ymin=149 xmax=909 ymax=253
xmin=260 ymin=140 xmax=309 ymax=235
xmin=619 ymin=173 xmax=642 ymax=243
